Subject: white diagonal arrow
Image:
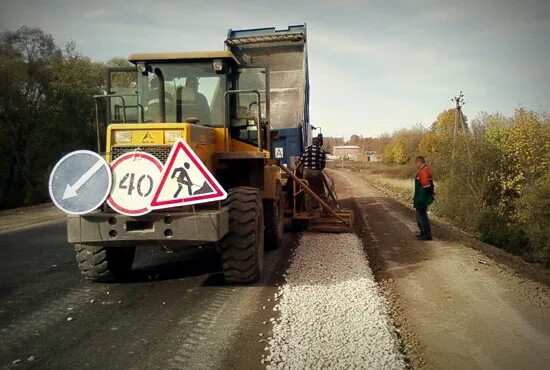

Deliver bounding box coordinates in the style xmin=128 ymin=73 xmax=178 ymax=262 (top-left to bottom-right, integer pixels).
xmin=62 ymin=160 xmax=104 ymax=200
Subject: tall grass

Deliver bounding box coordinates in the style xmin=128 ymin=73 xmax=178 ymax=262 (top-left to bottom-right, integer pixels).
xmin=329 ymin=161 xmax=413 ymax=201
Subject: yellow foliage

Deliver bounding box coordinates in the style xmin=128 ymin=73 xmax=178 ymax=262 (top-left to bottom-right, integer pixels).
xmin=433 ymin=109 xmax=455 ymax=134
xmin=419 ymin=132 xmax=445 ymax=154
xmin=383 ymin=133 xmax=409 ymax=164
xmin=485 ymin=109 xmax=550 ymax=212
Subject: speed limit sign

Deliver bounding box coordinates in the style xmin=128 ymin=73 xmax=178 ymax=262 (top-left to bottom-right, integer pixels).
xmin=107 ymin=152 xmax=163 ymax=216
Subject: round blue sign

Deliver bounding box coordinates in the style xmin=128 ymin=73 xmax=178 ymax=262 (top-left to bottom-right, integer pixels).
xmin=48 ymin=150 xmax=112 ymax=215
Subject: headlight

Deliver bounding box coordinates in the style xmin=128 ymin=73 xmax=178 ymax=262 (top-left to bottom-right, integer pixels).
xmin=137 ymin=62 xmax=147 ymax=73
xmin=164 ymin=130 xmax=182 ymax=143
xmin=114 ymin=131 xmax=132 ymax=144
xmin=212 ymin=59 xmax=224 ymax=72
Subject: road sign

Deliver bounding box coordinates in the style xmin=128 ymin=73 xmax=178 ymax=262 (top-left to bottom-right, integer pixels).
xmin=275 ymin=147 xmax=284 ymax=159
xmin=149 ymin=139 xmax=227 ymax=210
xmin=49 ymin=150 xmax=112 ymax=215
xmin=107 ymin=152 xmax=163 ymax=216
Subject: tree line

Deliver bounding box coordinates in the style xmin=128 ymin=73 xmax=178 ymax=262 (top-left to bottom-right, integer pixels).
xmin=327 ymin=107 xmax=550 ymax=266
xmin=0 ymin=26 xmax=130 ymax=209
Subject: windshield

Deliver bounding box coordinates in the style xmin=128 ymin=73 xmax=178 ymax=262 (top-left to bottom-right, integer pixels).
xmin=138 ymin=62 xmax=226 ymax=126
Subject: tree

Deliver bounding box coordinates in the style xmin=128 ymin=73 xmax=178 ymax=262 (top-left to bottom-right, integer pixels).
xmin=348 ymin=134 xmax=361 ymax=146
xmin=418 ymin=131 xmax=443 ymax=154
xmin=383 ymin=132 xmax=408 ymax=164
xmin=381 ymin=127 xmax=425 ymax=164
xmin=0 ymin=27 xmax=104 ymax=207
xmin=106 ymin=57 xmax=136 ymax=89
xmin=432 ymin=108 xmax=468 ymax=137
xmin=0 ymin=26 xmax=62 ymax=206
xmin=485 ymin=108 xmax=550 ymax=214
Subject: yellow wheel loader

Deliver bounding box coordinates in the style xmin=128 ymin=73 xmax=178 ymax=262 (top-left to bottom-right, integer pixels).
xmin=67 ymin=25 xmax=353 ymax=283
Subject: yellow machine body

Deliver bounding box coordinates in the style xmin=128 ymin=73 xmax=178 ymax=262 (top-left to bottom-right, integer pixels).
xmin=106 ymin=123 xmax=270 ymax=168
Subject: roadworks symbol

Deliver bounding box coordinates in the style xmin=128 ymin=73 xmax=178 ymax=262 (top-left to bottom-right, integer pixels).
xmin=148 ymin=139 xmax=227 ymax=210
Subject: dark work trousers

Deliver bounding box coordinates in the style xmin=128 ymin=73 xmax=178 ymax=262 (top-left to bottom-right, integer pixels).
xmin=415 ymin=207 xmax=432 ymax=237
xmin=303 ymin=168 xmax=325 ymax=212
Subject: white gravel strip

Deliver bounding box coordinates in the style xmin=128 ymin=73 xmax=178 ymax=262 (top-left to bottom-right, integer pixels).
xmin=264 ymin=233 xmax=406 ymax=369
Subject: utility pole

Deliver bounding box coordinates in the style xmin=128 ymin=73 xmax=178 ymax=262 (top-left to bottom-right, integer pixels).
xmin=451 ymin=91 xmax=472 ymax=162
xmin=341 ymin=135 xmax=345 ymax=170
xmin=451 ymin=91 xmax=464 ymax=159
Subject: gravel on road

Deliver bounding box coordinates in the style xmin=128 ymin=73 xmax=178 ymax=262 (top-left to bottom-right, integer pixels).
xmin=264 ymin=232 xmax=405 ymax=369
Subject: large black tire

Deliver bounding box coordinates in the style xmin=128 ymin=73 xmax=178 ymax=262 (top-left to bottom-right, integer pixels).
xmin=264 ymin=182 xmax=284 ymax=250
xmin=221 ymin=187 xmax=264 ymax=284
xmin=75 ymin=244 xmax=135 ymax=283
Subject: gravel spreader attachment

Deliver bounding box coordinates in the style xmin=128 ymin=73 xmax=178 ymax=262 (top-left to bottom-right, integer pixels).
xmin=307 ymin=210 xmax=354 ymax=233
xmin=277 ymin=163 xmax=354 ymax=233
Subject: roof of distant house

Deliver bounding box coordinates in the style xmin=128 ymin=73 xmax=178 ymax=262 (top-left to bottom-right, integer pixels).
xmin=333 ymin=145 xmax=361 ymax=149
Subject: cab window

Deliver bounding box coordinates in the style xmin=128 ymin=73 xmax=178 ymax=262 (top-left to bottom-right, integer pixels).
xmin=138 ymin=62 xmax=226 ymax=126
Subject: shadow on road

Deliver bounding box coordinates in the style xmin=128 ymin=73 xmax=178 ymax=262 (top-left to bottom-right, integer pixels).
xmin=123 ymin=233 xmax=296 ymax=287
xmin=127 ymin=245 xmax=223 ymax=284
xmin=340 ymin=195 xmax=436 ymax=281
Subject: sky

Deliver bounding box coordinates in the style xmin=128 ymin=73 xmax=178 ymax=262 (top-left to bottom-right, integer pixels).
xmin=1 ymin=0 xmax=549 ymax=138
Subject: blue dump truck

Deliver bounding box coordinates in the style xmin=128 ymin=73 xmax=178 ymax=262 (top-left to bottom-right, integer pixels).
xmin=226 ymin=25 xmax=313 ymax=168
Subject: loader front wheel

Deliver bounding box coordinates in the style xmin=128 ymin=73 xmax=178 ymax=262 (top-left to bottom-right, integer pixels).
xmin=75 ymin=244 xmax=135 ymax=283
xmin=221 ymin=187 xmax=264 ymax=284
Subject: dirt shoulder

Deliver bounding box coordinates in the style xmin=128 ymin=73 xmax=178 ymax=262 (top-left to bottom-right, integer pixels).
xmin=355 ymin=169 xmax=550 ymax=287
xmin=331 ymin=169 xmax=550 ymax=370
xmin=0 ymin=203 xmax=65 ymax=234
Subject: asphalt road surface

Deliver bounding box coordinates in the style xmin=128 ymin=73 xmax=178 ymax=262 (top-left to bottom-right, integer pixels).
xmin=0 ymin=220 xmax=294 ymax=369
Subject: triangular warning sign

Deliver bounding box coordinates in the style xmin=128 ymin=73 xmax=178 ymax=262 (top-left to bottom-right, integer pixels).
xmin=149 ymin=139 xmax=227 ymax=210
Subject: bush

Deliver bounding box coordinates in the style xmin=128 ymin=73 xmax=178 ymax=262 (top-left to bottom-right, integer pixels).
xmin=478 ymin=209 xmax=529 ymax=256
xmin=515 ymin=173 xmax=550 ymax=266
xmin=433 ymin=175 xmax=482 ymax=232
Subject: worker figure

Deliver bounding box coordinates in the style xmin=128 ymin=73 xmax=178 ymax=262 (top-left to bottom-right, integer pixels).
xmin=184 ymin=77 xmax=211 ymax=124
xmin=171 ymin=163 xmax=195 ymax=198
xmin=413 ymin=156 xmax=434 ymax=240
xmin=298 ymin=136 xmax=327 ymax=212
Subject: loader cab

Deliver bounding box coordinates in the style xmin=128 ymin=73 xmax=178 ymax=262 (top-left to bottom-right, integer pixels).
xmin=129 ymin=52 xmax=237 ymax=127
xmin=125 ymin=51 xmax=270 ymax=151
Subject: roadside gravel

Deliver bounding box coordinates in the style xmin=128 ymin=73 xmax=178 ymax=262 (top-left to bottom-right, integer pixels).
xmin=264 ymin=232 xmax=405 ymax=369
xmin=0 ymin=203 xmax=64 ymax=234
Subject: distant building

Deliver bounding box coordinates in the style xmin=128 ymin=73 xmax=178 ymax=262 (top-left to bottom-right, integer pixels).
xmin=333 ymin=145 xmax=361 ymax=160
xmin=365 ymin=151 xmax=382 ymax=162
xmin=368 ymin=153 xmax=383 ymax=162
